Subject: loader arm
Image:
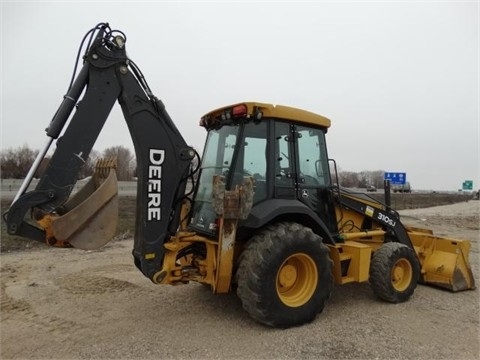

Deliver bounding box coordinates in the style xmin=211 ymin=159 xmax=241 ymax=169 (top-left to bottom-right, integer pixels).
xmin=4 ymin=23 xmax=195 ymax=281
xmin=334 ymin=188 xmax=475 ymax=291
xmin=337 ymin=190 xmax=413 ymax=247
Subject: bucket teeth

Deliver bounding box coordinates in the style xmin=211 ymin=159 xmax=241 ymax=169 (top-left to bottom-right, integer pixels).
xmin=94 ymin=158 xmax=117 ymax=179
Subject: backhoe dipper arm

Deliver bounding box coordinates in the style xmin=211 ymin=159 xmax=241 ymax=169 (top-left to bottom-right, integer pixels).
xmin=4 ymin=24 xmax=195 ymax=281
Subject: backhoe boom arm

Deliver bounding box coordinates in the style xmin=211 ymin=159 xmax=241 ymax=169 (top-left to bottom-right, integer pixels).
xmin=4 ymin=23 xmax=195 ymax=281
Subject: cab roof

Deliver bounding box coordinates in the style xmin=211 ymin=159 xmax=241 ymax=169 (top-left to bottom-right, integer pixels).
xmin=201 ymin=102 xmax=331 ymax=129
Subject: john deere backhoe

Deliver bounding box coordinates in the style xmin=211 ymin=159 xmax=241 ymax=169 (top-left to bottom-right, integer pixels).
xmin=4 ymin=23 xmax=475 ymax=328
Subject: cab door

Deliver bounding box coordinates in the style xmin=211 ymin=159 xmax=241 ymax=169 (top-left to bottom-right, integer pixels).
xmin=273 ymin=122 xmax=296 ymax=199
xmin=294 ymin=125 xmax=337 ymax=232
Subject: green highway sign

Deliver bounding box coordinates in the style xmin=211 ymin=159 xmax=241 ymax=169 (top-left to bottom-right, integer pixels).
xmin=462 ymin=180 xmax=473 ymax=190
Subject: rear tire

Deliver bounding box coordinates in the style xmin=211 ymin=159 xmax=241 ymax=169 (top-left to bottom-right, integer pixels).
xmin=236 ymin=222 xmax=333 ymax=327
xmin=369 ymin=242 xmax=420 ymax=303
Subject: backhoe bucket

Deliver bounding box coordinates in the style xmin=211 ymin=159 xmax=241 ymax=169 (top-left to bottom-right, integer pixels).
xmin=408 ymin=227 xmax=476 ymax=291
xmin=39 ymin=159 xmax=119 ymax=250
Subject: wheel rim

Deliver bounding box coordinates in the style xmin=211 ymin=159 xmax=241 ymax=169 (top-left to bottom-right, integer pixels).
xmin=276 ymin=253 xmax=318 ymax=307
xmin=391 ymin=258 xmax=413 ymax=291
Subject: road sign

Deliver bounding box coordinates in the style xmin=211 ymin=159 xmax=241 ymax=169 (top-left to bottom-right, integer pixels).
xmin=384 ymin=172 xmax=406 ymax=185
xmin=462 ymin=180 xmax=473 ymax=190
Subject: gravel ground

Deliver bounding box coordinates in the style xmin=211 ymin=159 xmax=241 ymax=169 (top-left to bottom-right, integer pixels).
xmin=1 ymin=201 xmax=479 ymax=359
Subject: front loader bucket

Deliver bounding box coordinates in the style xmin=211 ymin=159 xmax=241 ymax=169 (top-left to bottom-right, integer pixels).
xmin=39 ymin=159 xmax=119 ymax=250
xmin=408 ymin=227 xmax=476 ymax=291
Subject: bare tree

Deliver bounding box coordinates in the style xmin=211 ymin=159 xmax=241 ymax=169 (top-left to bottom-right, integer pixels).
xmin=0 ymin=145 xmax=38 ymax=178
xmin=370 ymin=170 xmax=385 ymax=189
xmin=103 ymin=146 xmax=134 ymax=180
xmin=336 ymin=169 xmax=386 ymax=188
xmin=357 ymin=171 xmax=369 ymax=188
xmin=338 ymin=171 xmax=359 ymax=188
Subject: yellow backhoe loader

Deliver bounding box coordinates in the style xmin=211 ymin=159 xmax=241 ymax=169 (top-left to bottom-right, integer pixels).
xmin=4 ymin=23 xmax=475 ymax=328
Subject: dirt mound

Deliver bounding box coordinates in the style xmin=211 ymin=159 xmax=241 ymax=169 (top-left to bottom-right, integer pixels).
xmin=369 ymin=192 xmax=474 ymax=210
xmin=399 ymin=200 xmax=480 ymax=231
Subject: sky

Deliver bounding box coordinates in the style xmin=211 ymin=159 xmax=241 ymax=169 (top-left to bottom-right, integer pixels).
xmin=1 ymin=0 xmax=478 ymax=191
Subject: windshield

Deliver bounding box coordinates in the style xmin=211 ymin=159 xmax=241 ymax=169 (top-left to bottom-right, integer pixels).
xmin=190 ymin=125 xmax=240 ymax=234
xmin=189 ymin=120 xmax=268 ymax=235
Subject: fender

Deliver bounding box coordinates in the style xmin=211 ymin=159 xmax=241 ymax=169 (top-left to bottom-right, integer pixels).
xmin=240 ymin=198 xmax=336 ymax=245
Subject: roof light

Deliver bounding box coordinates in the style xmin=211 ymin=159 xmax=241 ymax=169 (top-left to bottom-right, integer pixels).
xmin=232 ymin=104 xmax=247 ymax=117
xmin=200 ymin=115 xmax=214 ymax=128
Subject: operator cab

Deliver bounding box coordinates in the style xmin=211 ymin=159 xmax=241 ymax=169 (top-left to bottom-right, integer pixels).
xmin=189 ymin=102 xmax=336 ymax=238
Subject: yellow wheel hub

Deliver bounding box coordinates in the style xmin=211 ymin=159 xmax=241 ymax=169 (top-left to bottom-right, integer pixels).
xmin=391 ymin=258 xmax=412 ymax=291
xmin=276 ymin=253 xmax=318 ymax=307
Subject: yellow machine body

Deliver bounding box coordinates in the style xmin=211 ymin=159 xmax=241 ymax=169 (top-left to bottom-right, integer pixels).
xmin=7 ymin=22 xmax=475 ymax=328
xmin=332 ymin=195 xmax=475 ymax=292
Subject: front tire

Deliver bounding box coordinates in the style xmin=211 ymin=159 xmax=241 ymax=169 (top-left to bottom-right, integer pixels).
xmin=369 ymin=242 xmax=420 ymax=303
xmin=236 ymin=222 xmax=333 ymax=327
